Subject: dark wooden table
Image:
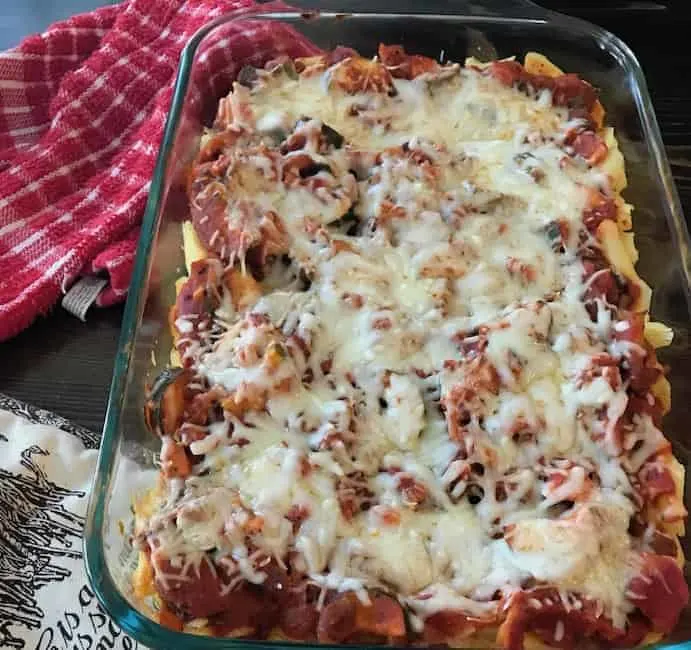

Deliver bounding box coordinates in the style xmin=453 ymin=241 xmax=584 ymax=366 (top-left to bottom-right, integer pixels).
xmin=1 ymin=0 xmax=691 ymax=433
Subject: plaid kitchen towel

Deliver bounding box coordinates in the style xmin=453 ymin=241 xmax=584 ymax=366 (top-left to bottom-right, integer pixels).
xmin=0 ymin=394 xmax=147 ymax=649
xmin=0 ymin=0 xmax=319 ymax=341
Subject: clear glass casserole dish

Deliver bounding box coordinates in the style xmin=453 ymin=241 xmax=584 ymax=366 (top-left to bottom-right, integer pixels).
xmin=84 ymin=2 xmax=691 ymax=648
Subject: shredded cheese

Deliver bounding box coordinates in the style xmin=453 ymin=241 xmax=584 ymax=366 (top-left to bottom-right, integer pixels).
xmin=136 ymin=52 xmax=682 ymax=640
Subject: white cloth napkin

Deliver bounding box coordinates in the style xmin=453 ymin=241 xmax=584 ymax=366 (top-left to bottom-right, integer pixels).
xmin=0 ymin=395 xmax=144 ymax=650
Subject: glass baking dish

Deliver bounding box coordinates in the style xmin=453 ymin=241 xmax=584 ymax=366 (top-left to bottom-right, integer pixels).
xmin=83 ymin=2 xmax=691 ymax=648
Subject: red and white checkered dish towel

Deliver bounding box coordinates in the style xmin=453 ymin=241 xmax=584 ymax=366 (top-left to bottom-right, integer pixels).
xmin=0 ymin=0 xmax=320 ymax=341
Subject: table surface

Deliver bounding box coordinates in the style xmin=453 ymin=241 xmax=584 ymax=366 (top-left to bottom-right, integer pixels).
xmin=1 ymin=0 xmax=691 ymax=433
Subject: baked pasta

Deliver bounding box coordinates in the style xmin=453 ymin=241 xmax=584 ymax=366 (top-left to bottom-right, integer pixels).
xmin=133 ymin=45 xmax=689 ymax=649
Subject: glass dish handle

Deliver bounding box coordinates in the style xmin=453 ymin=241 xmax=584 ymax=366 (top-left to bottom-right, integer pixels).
xmin=455 ymin=0 xmax=549 ymax=18
xmin=275 ymin=1 xmax=550 ymax=19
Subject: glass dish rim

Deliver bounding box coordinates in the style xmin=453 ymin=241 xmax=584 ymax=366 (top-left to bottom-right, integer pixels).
xmin=83 ymin=6 xmax=691 ymax=649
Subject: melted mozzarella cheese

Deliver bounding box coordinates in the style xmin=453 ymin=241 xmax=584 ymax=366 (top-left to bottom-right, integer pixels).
xmin=500 ymin=504 xmax=636 ymax=628
xmin=139 ymin=53 xmax=666 ymax=632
